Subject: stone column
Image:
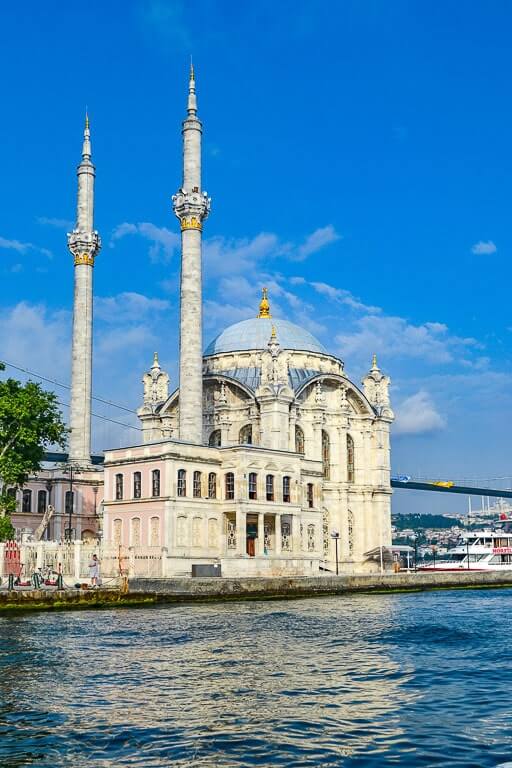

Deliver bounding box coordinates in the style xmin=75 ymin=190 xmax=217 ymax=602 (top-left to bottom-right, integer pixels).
xmin=257 ymin=512 xmax=264 ymax=555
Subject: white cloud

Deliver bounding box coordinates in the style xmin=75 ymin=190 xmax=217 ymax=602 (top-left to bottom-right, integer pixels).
xmin=0 ymin=236 xmax=53 ymax=259
xmin=295 ymin=225 xmax=341 ymax=261
xmin=471 ymin=240 xmax=497 ymax=255
xmin=311 ymin=281 xmax=381 ymax=314
xmin=95 ymin=292 xmax=170 ymax=323
xmin=394 ymin=391 xmax=446 ymax=435
xmin=110 ymin=222 xmax=180 ymax=263
xmin=38 ymin=216 xmax=74 ymax=230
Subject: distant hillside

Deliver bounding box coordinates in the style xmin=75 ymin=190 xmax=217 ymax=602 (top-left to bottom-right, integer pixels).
xmin=392 ymin=513 xmax=463 ymax=530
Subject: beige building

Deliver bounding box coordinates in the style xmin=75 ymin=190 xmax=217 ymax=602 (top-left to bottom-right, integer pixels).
xmin=101 ymin=67 xmax=394 ymax=577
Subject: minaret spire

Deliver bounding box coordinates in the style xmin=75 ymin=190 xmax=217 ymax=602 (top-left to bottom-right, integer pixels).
xmin=172 ymin=65 xmax=211 ymax=443
xmin=67 ymin=115 xmax=101 ymax=465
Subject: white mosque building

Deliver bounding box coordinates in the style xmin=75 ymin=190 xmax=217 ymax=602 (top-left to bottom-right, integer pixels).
xmin=99 ymin=68 xmax=395 ymax=577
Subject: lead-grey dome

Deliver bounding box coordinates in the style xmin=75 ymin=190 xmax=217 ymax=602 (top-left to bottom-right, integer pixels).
xmin=204 ymin=317 xmax=327 ymax=356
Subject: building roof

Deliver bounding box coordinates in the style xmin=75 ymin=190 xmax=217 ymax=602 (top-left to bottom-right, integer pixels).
xmin=204 ymin=317 xmax=327 ymax=356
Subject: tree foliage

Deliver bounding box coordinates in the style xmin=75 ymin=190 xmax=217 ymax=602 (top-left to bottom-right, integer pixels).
xmin=0 ymin=363 xmax=67 ymax=516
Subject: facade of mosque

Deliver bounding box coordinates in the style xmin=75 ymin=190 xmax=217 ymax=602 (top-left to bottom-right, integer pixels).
xmin=101 ymin=68 xmax=395 ymax=577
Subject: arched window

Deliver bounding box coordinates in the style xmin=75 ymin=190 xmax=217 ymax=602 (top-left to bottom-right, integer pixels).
xmin=22 ymin=489 xmax=32 ymax=513
xmin=307 ymin=483 xmax=314 ymax=509
xmin=208 ymin=472 xmax=217 ymax=499
xmin=209 ymin=429 xmax=221 ymax=447
xmin=193 ymin=471 xmax=202 ymax=498
xmin=37 ymin=490 xmax=47 ymax=514
xmin=248 ymin=472 xmax=257 ymax=500
xmin=348 ymin=509 xmax=354 ymax=555
xmin=113 ymin=518 xmax=122 ymax=545
xmin=266 ymin=474 xmax=274 ymax=502
xmin=307 ymin=524 xmax=315 ymax=552
xmin=239 ymin=424 xmax=252 ymax=445
xmin=322 ymin=430 xmax=330 ymax=480
xmin=283 ymin=476 xmax=291 ymax=503
xmin=64 ymin=490 xmax=74 ymax=515
xmin=192 ymin=517 xmax=202 ymax=546
xmin=347 ymin=434 xmax=355 ymax=484
xmin=208 ymin=518 xmax=218 ymax=548
xmin=152 ymin=469 xmax=160 ymax=497
xmin=133 ymin=472 xmax=142 ymax=499
xmin=150 ymin=517 xmax=160 ymax=546
xmin=225 ymin=472 xmax=235 ymax=500
xmin=177 ymin=469 xmax=186 ymax=497
xmin=295 ymin=425 xmax=305 ymax=454
xmin=131 ymin=517 xmax=141 ymax=546
xmin=115 ymin=474 xmax=123 ymax=500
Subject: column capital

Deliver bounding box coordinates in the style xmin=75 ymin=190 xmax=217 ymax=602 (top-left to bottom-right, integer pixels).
xmin=172 ymin=188 xmax=211 ymax=229
xmin=68 ymin=230 xmax=101 ymax=267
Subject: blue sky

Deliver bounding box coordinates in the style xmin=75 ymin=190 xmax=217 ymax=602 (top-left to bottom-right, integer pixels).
xmin=1 ymin=0 xmax=512 ymax=514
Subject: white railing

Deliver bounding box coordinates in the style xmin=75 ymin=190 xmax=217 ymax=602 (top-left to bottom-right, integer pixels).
xmin=0 ymin=541 xmax=165 ymax=581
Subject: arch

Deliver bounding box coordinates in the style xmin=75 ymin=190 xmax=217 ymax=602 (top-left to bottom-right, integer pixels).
xmin=152 ymin=469 xmax=161 ymax=497
xmin=295 ymin=425 xmax=305 ymax=454
xmin=81 ymin=529 xmax=96 ymax=542
xmin=208 ymin=472 xmax=217 ymax=499
xmin=347 ymin=434 xmax=355 ymax=484
xmin=225 ymin=472 xmax=235 ymax=500
xmin=133 ymin=471 xmax=142 ymax=499
xmin=322 ymin=430 xmax=330 ymax=480
xmin=115 ymin=473 xmax=124 ymax=500
xmin=295 ymin=374 xmax=375 ymax=415
xmin=130 ymin=517 xmax=141 ymax=546
xmin=239 ymin=424 xmax=253 ymax=445
xmin=248 ymin=472 xmax=257 ymax=500
xmin=209 ymin=429 xmax=221 ymax=447
xmin=193 ymin=470 xmax=202 ymax=498
xmin=177 ymin=469 xmax=186 ymax=497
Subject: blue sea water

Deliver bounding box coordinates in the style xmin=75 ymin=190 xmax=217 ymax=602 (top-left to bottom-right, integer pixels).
xmin=1 ymin=589 xmax=512 ymax=767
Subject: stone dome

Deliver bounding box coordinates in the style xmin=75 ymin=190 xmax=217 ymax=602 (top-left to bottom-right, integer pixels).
xmin=204 ymin=317 xmax=327 ymax=356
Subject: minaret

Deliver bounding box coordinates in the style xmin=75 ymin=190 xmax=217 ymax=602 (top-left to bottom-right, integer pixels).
xmin=172 ymin=64 xmax=211 ymax=443
xmin=67 ymin=114 xmax=101 ymax=465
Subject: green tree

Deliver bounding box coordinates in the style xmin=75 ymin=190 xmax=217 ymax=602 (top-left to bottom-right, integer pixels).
xmin=0 ymin=362 xmax=67 ymax=529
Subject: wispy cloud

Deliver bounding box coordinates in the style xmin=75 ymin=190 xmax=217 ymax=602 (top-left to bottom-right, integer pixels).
xmin=0 ymin=236 xmax=53 ymax=259
xmin=110 ymin=222 xmax=180 ymax=263
xmin=471 ymin=240 xmax=497 ymax=255
xmin=310 ymin=281 xmax=381 ymax=314
xmin=95 ymin=292 xmax=171 ymax=323
xmin=295 ymin=225 xmax=341 ymax=261
xmin=394 ymin=391 xmax=446 ymax=435
xmin=37 ymin=216 xmax=74 ymax=230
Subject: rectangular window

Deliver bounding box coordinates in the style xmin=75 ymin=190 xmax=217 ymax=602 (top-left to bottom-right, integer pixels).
xmin=283 ymin=476 xmax=291 ymax=503
xmin=22 ymin=489 xmax=32 ymax=513
xmin=152 ymin=469 xmax=160 ymax=498
xmin=65 ymin=490 xmax=74 ymax=515
xmin=266 ymin=475 xmax=274 ymax=502
xmin=37 ymin=490 xmax=47 ymax=514
xmin=193 ymin=471 xmax=202 ymax=498
xmin=133 ymin=472 xmax=141 ymax=499
xmin=225 ymin=473 xmax=235 ymax=500
xmin=208 ymin=473 xmax=217 ymax=499
xmin=248 ymin=472 xmax=257 ymax=500
xmin=307 ymin=483 xmax=314 ymax=509
xmin=115 ymin=474 xmax=123 ymax=501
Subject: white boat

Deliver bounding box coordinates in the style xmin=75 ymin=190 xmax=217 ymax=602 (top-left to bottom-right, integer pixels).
xmin=419 ymin=517 xmax=512 ymax=571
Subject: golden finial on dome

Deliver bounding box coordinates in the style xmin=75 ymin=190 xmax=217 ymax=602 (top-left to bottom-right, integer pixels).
xmin=271 ymin=324 xmax=277 ymax=339
xmin=257 ymin=287 xmax=272 ymax=319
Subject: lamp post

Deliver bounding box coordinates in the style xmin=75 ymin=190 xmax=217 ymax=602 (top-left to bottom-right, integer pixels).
xmin=411 ymin=533 xmax=418 ymax=572
xmin=45 ymin=479 xmax=53 ymax=541
xmin=331 ymin=529 xmax=340 ymax=576
xmin=64 ymin=465 xmax=80 ymax=542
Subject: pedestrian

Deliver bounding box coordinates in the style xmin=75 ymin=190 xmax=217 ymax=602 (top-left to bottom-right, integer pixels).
xmin=88 ymin=553 xmax=100 ymax=588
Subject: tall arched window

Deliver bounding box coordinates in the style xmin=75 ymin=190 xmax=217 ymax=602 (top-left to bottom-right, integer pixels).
xmin=131 ymin=517 xmax=141 ymax=546
xmin=239 ymin=424 xmax=253 ymax=444
xmin=64 ymin=490 xmax=74 ymax=515
xmin=177 ymin=469 xmax=186 ymax=497
xmin=133 ymin=472 xmax=142 ymax=499
xmin=115 ymin=474 xmax=123 ymax=500
xmin=152 ymin=469 xmax=160 ymax=497
xmin=208 ymin=472 xmax=217 ymax=499
xmin=295 ymin=425 xmax=305 ymax=454
xmin=322 ymin=430 xmax=330 ymax=480
xmin=150 ymin=516 xmax=160 ymax=546
xmin=307 ymin=483 xmax=314 ymax=508
xmin=347 ymin=434 xmax=355 ymax=484
xmin=113 ymin=518 xmax=122 ymax=545
xmin=266 ymin=474 xmax=274 ymax=502
xmin=282 ymin=476 xmax=291 ymax=503
xmin=225 ymin=472 xmax=235 ymax=500
xmin=209 ymin=429 xmax=221 ymax=447
xmin=37 ymin=490 xmax=47 ymax=514
xmin=22 ymin=489 xmax=32 ymax=513
xmin=193 ymin=471 xmax=202 ymax=498
xmin=248 ymin=472 xmax=257 ymax=500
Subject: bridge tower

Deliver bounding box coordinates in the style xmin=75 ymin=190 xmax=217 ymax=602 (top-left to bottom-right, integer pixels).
xmin=67 ymin=114 xmax=101 ymax=465
xmin=172 ymin=64 xmax=211 ymax=443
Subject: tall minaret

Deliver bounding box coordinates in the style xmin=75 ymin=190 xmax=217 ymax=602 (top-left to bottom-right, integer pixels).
xmin=172 ymin=65 xmax=211 ymax=443
xmin=67 ymin=114 xmax=101 ymax=465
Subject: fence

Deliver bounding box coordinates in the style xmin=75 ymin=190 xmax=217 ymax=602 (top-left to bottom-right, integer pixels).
xmin=0 ymin=541 xmax=164 ymax=581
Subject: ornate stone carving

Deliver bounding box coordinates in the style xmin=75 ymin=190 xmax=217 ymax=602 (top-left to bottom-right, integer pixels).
xmin=67 ymin=230 xmax=101 ymax=267
xmin=172 ymin=188 xmax=211 ymax=228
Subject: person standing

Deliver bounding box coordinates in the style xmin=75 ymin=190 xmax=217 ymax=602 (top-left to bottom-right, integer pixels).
xmin=88 ymin=553 xmax=100 ymax=588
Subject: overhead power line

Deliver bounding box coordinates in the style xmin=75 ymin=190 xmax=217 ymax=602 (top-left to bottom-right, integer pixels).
xmin=56 ymin=399 xmax=141 ymax=432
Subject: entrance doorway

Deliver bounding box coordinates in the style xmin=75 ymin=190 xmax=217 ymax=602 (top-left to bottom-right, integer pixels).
xmin=246 ymin=515 xmax=258 ymax=557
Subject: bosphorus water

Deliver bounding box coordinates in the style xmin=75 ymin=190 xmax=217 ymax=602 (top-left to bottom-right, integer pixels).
xmin=1 ymin=589 xmax=512 ymax=767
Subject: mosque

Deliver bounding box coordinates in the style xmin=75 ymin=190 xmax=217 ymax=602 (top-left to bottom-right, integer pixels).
xmin=11 ymin=68 xmax=395 ymax=576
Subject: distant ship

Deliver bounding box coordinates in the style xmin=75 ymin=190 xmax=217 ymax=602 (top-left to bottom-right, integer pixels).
xmin=420 ymin=515 xmax=512 ymax=571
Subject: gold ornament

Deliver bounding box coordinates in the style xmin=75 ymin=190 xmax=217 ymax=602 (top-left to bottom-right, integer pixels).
xmin=74 ymin=253 xmax=95 ymax=267
xmin=180 ymin=216 xmax=202 ymax=231
xmin=257 ymin=287 xmax=272 ymax=318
